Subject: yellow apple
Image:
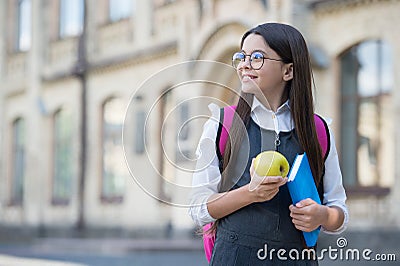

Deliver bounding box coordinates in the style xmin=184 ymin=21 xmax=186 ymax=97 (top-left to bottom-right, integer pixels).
xmin=253 ymin=151 xmax=289 ymax=177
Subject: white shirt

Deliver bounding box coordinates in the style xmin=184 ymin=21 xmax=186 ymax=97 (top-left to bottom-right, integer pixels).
xmin=188 ymin=97 xmax=349 ymax=234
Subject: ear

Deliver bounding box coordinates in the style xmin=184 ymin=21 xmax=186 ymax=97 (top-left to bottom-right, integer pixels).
xmin=282 ymin=63 xmax=293 ymax=81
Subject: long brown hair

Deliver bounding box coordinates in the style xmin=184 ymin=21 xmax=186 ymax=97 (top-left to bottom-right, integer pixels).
xmin=208 ymin=23 xmax=324 ymax=235
xmin=222 ymin=23 xmax=324 ymax=190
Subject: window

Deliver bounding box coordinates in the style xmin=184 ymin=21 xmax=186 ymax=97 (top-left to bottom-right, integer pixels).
xmin=178 ymin=103 xmax=189 ymax=141
xmin=102 ymin=98 xmax=126 ymax=201
xmin=59 ymin=0 xmax=84 ymax=38
xmin=134 ymin=111 xmax=146 ymax=154
xmin=159 ymin=90 xmax=174 ymax=201
xmin=109 ymin=0 xmax=133 ymax=22
xmin=260 ymin=0 xmax=268 ymax=8
xmin=340 ymin=40 xmax=394 ymax=192
xmin=10 ymin=118 xmax=25 ymax=205
xmin=52 ymin=109 xmax=73 ymax=204
xmin=16 ymin=0 xmax=31 ymax=51
xmin=153 ymin=0 xmax=176 ymax=8
xmin=175 ymin=102 xmax=192 ymax=162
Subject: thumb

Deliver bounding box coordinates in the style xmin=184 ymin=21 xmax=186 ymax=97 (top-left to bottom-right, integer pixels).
xmin=295 ymin=198 xmax=314 ymax=208
xmin=250 ymin=158 xmax=255 ymax=176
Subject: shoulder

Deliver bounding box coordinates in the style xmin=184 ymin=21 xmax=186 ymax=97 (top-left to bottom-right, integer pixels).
xmin=314 ymin=114 xmax=331 ymax=160
xmin=198 ymin=103 xmax=222 ymax=141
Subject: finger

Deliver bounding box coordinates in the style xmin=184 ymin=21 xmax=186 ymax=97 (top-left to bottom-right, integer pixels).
xmin=291 ymin=217 xmax=305 ymax=229
xmin=257 ymin=183 xmax=278 ymax=192
xmin=279 ymin=177 xmax=288 ymax=186
xmin=276 ymin=177 xmax=288 ymax=185
xmin=292 ymin=213 xmax=312 ymax=223
xmin=268 ymin=177 xmax=287 ymax=187
xmin=289 ymin=205 xmax=305 ymax=215
xmin=294 ymin=224 xmax=313 ymax=233
xmin=295 ymin=198 xmax=315 ymax=208
xmin=292 ymin=218 xmax=315 ymax=233
xmin=291 ymin=216 xmax=303 ymax=224
xmin=258 ymin=182 xmax=284 ymax=191
xmin=261 ymin=176 xmax=284 ymax=184
xmin=290 ymin=210 xmax=304 ymax=219
xmin=291 ymin=216 xmax=311 ymax=228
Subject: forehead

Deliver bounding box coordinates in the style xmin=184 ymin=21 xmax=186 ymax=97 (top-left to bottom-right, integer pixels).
xmin=242 ymin=34 xmax=272 ymax=53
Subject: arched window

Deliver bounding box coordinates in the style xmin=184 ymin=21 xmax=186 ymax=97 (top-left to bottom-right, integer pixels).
xmin=10 ymin=118 xmax=25 ymax=205
xmin=340 ymin=40 xmax=394 ymax=193
xmin=101 ymin=97 xmax=126 ymax=202
xmin=52 ymin=108 xmax=73 ymax=205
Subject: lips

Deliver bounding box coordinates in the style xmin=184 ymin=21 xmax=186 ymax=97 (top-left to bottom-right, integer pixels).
xmin=242 ymin=73 xmax=258 ymax=80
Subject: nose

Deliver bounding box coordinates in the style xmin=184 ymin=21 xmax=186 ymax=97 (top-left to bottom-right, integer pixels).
xmin=238 ymin=56 xmax=251 ymax=70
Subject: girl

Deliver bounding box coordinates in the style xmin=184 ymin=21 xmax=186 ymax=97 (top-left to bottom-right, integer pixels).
xmin=189 ymin=23 xmax=348 ymax=265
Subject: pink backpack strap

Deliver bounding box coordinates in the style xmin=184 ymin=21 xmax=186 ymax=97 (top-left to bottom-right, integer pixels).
xmin=203 ymin=105 xmax=236 ymax=263
xmin=313 ymin=114 xmax=330 ymax=160
xmin=202 ymin=223 xmax=215 ymax=263
xmin=216 ymin=105 xmax=237 ymax=160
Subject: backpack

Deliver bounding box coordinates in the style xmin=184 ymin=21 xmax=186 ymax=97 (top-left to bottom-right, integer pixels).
xmin=202 ymin=105 xmax=330 ymax=263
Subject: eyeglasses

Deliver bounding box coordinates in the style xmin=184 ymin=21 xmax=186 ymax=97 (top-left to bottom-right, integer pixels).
xmin=232 ymin=51 xmax=283 ymax=70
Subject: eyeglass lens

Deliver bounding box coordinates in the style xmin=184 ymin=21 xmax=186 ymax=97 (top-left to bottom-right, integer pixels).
xmin=232 ymin=52 xmax=264 ymax=70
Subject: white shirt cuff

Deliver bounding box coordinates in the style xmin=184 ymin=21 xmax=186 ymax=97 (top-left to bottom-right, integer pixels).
xmin=321 ymin=204 xmax=349 ymax=234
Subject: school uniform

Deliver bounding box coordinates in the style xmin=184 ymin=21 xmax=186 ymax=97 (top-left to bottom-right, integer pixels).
xmin=189 ymin=97 xmax=348 ymax=265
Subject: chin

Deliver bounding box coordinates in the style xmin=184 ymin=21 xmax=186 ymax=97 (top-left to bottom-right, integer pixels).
xmin=241 ymin=83 xmax=261 ymax=95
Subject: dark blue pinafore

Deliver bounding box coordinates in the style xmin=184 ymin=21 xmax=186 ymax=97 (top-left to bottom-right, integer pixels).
xmin=210 ymin=119 xmax=318 ymax=266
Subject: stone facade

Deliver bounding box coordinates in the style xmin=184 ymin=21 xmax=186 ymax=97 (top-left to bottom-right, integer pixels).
xmin=0 ymin=0 xmax=399 ymax=236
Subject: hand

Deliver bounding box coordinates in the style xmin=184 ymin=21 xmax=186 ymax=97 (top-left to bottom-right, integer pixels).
xmin=248 ymin=159 xmax=287 ymax=202
xmin=289 ymin=198 xmax=328 ymax=232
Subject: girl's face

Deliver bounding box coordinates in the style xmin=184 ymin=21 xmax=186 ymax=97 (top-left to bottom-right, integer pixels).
xmin=236 ymin=34 xmax=292 ymax=105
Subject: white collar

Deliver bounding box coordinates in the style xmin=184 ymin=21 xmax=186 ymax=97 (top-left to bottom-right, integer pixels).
xmin=251 ymin=96 xmax=290 ymax=114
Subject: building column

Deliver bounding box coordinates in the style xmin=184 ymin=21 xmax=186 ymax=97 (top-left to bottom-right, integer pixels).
xmin=392 ymin=34 xmax=400 ymax=228
xmin=0 ymin=0 xmax=6 ymax=215
xmin=24 ymin=0 xmax=45 ymax=226
xmin=134 ymin=0 xmax=152 ymax=48
xmin=269 ymin=0 xmax=293 ymax=22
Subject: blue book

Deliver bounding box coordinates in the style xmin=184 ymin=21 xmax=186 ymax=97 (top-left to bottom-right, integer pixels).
xmin=287 ymin=153 xmax=321 ymax=247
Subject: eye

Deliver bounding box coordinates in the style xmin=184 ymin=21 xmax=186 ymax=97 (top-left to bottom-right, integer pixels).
xmin=232 ymin=52 xmax=245 ymax=61
xmin=251 ymin=52 xmax=264 ymax=60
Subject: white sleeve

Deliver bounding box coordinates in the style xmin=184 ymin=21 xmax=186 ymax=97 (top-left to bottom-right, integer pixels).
xmin=321 ymin=124 xmax=349 ymax=234
xmin=188 ymin=104 xmax=222 ymax=227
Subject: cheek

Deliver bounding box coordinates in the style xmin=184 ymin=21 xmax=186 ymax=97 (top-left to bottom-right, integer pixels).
xmin=259 ymin=68 xmax=282 ymax=82
xmin=256 ymin=70 xmax=270 ymax=85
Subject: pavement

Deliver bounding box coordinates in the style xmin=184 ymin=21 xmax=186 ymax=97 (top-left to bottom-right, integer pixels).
xmin=0 ymin=237 xmax=206 ymax=266
xmin=0 ymin=230 xmax=399 ymax=265
xmin=0 ymin=254 xmax=85 ymax=266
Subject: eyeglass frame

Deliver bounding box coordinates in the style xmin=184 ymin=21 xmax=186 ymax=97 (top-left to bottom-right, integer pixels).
xmin=232 ymin=50 xmax=283 ymax=70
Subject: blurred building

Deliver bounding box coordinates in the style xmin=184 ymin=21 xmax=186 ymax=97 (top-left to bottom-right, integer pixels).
xmin=0 ymin=0 xmax=399 ymax=237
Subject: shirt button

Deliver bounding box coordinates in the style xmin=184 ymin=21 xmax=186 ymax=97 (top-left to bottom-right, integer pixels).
xmin=229 ymin=233 xmax=238 ymax=242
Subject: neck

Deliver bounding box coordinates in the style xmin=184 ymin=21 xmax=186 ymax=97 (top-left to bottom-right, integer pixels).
xmin=256 ymin=91 xmax=288 ymax=112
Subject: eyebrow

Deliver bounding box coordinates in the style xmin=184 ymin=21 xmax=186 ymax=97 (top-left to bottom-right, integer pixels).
xmin=240 ymin=49 xmax=268 ymax=55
